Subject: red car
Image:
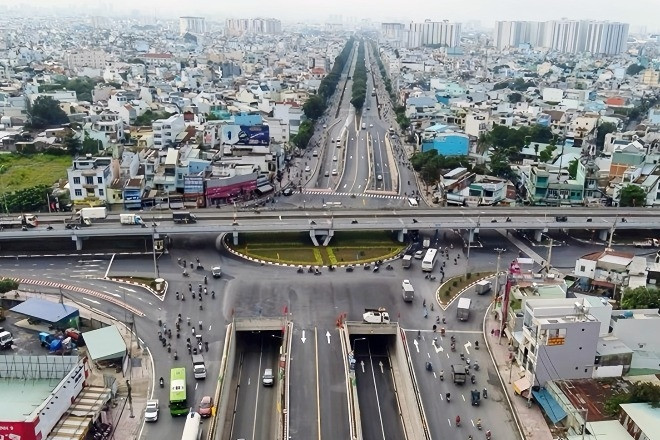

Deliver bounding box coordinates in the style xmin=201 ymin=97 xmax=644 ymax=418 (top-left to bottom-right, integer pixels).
xmin=199 ymin=396 xmax=213 ymax=418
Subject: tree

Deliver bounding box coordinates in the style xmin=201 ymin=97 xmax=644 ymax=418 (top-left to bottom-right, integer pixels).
xmin=63 ymin=132 xmax=82 ymax=155
xmin=596 ymin=122 xmax=617 ymax=148
xmin=508 ymin=92 xmax=523 ymax=103
xmin=568 ymin=158 xmax=579 ymax=179
xmin=29 ymin=96 xmax=69 ymax=128
xmin=604 ymin=382 xmax=660 ymax=416
xmin=621 ymin=287 xmax=659 ymax=309
xmin=625 ymin=64 xmax=644 ymax=76
xmin=292 ymin=120 xmax=314 ymax=149
xmin=0 ymin=279 xmax=19 ymax=294
xmin=302 ymin=95 xmax=325 ymax=120
xmin=82 ymin=136 xmax=102 ymax=155
xmin=538 ymin=144 xmax=557 ymax=163
xmin=619 ymin=184 xmax=646 ymax=207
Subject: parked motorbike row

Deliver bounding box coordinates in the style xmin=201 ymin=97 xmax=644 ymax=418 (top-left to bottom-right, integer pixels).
xmin=296 ymin=260 xmax=394 ymax=274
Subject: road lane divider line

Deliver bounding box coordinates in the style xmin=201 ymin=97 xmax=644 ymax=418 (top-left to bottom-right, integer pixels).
xmin=104 ymin=253 xmax=115 ymax=278
xmin=368 ymin=340 xmax=387 ymax=440
xmin=251 ymin=338 xmax=264 ymax=440
xmin=315 ymin=327 xmax=321 ymax=440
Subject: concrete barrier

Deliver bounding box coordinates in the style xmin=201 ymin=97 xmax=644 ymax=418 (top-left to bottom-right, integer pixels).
xmin=206 ymin=324 xmax=236 ymax=440
xmin=390 ymin=326 xmax=430 ymax=439
xmin=340 ymin=325 xmax=362 ymax=439
xmin=208 ymin=323 xmax=234 ymax=440
xmin=384 ymin=135 xmax=400 ymax=194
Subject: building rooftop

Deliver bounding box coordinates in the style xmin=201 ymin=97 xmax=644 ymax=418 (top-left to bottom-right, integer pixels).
xmin=555 ymin=379 xmax=627 ymax=422
xmin=0 ymin=379 xmax=57 ymax=421
xmin=596 ymin=336 xmax=633 ymax=356
xmin=619 ymin=403 xmax=660 ymax=440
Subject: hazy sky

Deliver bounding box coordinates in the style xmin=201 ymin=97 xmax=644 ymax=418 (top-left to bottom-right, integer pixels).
xmin=12 ymin=0 xmax=660 ymax=30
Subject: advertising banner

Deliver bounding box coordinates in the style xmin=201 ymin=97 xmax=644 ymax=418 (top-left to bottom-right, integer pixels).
xmin=221 ymin=124 xmax=270 ymax=146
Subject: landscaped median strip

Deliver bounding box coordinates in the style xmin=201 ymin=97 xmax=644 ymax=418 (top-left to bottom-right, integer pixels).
xmin=222 ymin=233 xmax=410 ymax=268
xmin=434 ymin=272 xmax=501 ymax=310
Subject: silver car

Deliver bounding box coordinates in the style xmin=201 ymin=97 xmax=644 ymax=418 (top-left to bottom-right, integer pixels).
xmin=145 ymin=399 xmax=159 ymax=422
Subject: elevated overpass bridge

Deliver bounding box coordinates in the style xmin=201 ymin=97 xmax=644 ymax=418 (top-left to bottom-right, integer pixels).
xmin=1 ymin=207 xmax=657 ymax=250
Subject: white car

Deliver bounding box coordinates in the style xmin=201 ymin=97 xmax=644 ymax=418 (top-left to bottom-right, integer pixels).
xmin=332 ymin=169 xmax=338 ymax=176
xmin=323 ymin=124 xmax=327 ymax=128
xmin=145 ymin=399 xmax=159 ymax=422
xmin=312 ymin=150 xmax=318 ymax=157
xmin=304 ymin=166 xmax=311 ymax=172
xmin=377 ymin=174 xmax=382 ymax=181
xmin=402 ymin=279 xmax=412 ymax=289
xmin=333 ymin=156 xmax=337 ymax=162
xmin=369 ymin=124 xmax=373 ymax=127
xmin=212 ymin=266 xmax=222 ymax=278
xmin=414 ymin=250 xmax=424 ymax=259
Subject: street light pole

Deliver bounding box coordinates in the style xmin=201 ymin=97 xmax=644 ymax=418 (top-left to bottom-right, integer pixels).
xmin=0 ymin=165 xmax=8 ymax=214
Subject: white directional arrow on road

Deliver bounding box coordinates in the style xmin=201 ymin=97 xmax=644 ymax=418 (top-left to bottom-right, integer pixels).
xmin=464 ymin=341 xmax=471 ymax=355
xmin=301 ymin=330 xmax=306 ymax=344
xmin=379 ymin=361 xmax=384 ymax=373
xmin=326 ymin=331 xmax=331 ymax=344
xmin=432 ymin=339 xmax=444 ymax=353
xmin=413 ymin=339 xmax=420 ymax=353
xmin=82 ymin=298 xmax=100 ymax=304
xmin=360 ymin=360 xmax=365 ymax=373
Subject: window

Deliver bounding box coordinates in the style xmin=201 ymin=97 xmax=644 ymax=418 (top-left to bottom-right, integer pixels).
xmin=97 ymin=177 xmax=103 ymax=184
xmin=85 ymin=176 xmax=93 ymax=185
xmin=74 ymin=189 xmax=82 ymax=197
xmin=73 ymin=177 xmax=80 ymax=184
xmin=98 ymin=189 xmax=104 ymax=196
xmin=580 ymin=266 xmax=585 ymax=272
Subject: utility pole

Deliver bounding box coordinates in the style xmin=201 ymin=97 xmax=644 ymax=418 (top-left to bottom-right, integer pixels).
xmin=607 ymin=217 xmax=617 ymax=249
xmin=545 ymin=238 xmax=553 ymax=273
xmin=494 ymin=248 xmax=506 ymax=296
xmin=581 ymin=407 xmax=588 ymax=440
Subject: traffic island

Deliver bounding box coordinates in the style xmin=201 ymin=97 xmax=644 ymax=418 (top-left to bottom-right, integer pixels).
xmin=435 ymin=272 xmax=494 ymax=307
xmin=103 ymin=276 xmax=166 ymax=301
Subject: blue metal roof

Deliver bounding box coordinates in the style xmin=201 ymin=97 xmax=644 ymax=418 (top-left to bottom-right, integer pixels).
xmin=532 ymin=388 xmax=567 ymax=424
xmin=11 ymin=298 xmax=79 ymax=323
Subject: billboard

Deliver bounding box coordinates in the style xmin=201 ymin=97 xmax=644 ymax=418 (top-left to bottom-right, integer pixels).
xmin=221 ymin=124 xmax=270 ymax=146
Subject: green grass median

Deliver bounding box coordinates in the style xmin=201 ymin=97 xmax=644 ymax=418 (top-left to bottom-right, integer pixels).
xmin=229 ymin=231 xmax=406 ymax=265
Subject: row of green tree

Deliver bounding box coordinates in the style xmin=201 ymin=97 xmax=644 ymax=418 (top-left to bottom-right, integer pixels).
xmin=369 ymin=41 xmax=393 ymax=95
xmin=394 ymin=105 xmax=410 ymax=130
xmin=350 ymin=40 xmax=367 ymax=110
xmin=2 ymin=184 xmax=53 ymax=213
xmin=293 ymin=38 xmax=354 ymax=149
xmin=0 ymin=279 xmax=19 ymax=294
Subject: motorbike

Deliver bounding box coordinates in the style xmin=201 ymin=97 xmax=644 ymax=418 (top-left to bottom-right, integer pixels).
xmin=483 ymin=388 xmax=488 ymax=399
xmin=425 ymin=361 xmax=433 ymax=372
xmin=386 ymin=263 xmax=393 ymax=270
xmin=159 ymin=377 xmax=164 ymax=388
xmin=346 ymin=265 xmax=354 ymax=272
xmin=476 ymin=419 xmax=482 ymax=430
xmin=439 ymin=370 xmax=444 ymax=381
xmin=446 ymin=393 xmax=451 ymax=402
xmin=474 ymin=362 xmax=480 ymax=371
xmin=297 ymin=266 xmax=304 ymax=273
xmin=436 ymin=316 xmax=441 ymax=324
xmin=485 ymin=431 xmax=491 ymax=440
xmin=204 ymin=276 xmax=207 ymax=284
xmin=46 ymin=225 xmax=53 ymax=230
xmin=205 ymin=341 xmax=209 ymax=352
xmin=471 ymin=375 xmax=476 ymax=384
xmin=451 ymin=343 xmax=456 ymax=351
xmin=475 ymin=341 xmax=479 ymax=350
xmin=455 ymin=416 xmax=460 ymax=427
xmin=373 ymin=265 xmax=379 ymax=272
xmin=443 ymin=317 xmax=447 ymax=324
xmin=212 ymin=291 xmax=216 ymax=299
xmin=182 ymin=270 xmax=188 ymax=277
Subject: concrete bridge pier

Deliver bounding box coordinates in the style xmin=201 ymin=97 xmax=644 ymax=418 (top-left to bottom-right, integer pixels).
xmin=309 ymin=229 xmax=334 ymax=246
xmin=397 ymin=229 xmax=408 ymax=243
xmin=232 ymin=231 xmax=239 ymax=246
xmin=72 ymin=235 xmax=83 ymax=251
xmin=534 ymin=229 xmax=543 ymax=242
xmin=598 ymin=229 xmax=609 ymax=242
xmin=467 ymin=228 xmax=476 ymax=243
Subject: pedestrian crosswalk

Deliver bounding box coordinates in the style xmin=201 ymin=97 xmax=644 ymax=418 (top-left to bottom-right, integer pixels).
xmin=10 ymin=277 xmax=145 ymax=317
xmin=299 ymin=190 xmax=406 ymax=200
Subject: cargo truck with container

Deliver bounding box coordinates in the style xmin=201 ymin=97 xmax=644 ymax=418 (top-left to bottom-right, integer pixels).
xmin=79 ymin=207 xmax=107 ymax=219
xmin=0 ymin=214 xmax=38 ymax=229
xmin=452 ymin=364 xmax=466 ymax=384
xmin=173 ymin=212 xmax=197 ymax=224
xmin=475 ymin=280 xmax=492 ymax=295
xmin=457 ymin=297 xmax=471 ymax=321
xmin=119 ymin=213 xmax=145 ymax=226
xmin=402 ymin=280 xmax=415 ymax=302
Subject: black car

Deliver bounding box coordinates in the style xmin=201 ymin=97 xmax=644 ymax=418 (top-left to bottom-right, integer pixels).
xmin=555 ymin=216 xmax=568 ymax=222
xmin=282 ymin=188 xmax=293 ymax=196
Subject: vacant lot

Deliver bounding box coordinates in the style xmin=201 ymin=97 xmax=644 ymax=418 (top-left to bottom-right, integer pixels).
xmin=0 ymin=154 xmax=71 ymax=192
xmin=231 ymin=231 xmax=407 ymax=265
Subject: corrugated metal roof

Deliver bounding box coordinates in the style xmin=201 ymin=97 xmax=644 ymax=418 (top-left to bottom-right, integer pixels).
xmin=83 ymin=325 xmax=127 ymax=361
xmin=10 ymin=298 xmax=79 ymax=323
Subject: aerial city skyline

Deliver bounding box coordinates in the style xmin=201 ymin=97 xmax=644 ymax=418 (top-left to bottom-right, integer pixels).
xmin=0 ymin=3 xmax=658 ymax=440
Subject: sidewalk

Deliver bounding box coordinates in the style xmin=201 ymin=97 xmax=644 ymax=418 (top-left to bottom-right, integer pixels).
xmin=484 ymin=309 xmax=553 ymax=440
